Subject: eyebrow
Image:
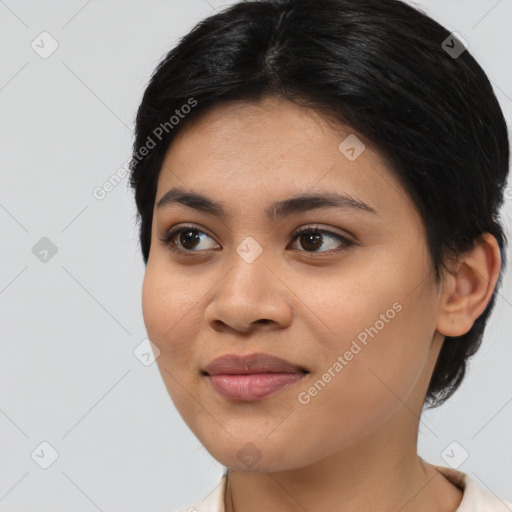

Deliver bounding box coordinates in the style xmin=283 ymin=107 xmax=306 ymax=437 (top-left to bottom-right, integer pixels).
xmin=156 ymin=186 xmax=378 ymax=221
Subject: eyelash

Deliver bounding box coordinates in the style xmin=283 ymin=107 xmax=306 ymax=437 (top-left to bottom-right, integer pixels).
xmin=158 ymin=223 xmax=355 ymax=256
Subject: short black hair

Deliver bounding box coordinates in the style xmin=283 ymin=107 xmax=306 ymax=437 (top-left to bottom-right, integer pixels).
xmin=129 ymin=0 xmax=510 ymax=409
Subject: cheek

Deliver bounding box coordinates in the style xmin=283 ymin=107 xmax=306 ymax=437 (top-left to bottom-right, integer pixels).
xmin=141 ymin=267 xmax=167 ymax=343
xmin=141 ymin=264 xmax=198 ymax=360
xmin=141 ymin=265 xmax=203 ymax=419
xmin=297 ymin=261 xmax=433 ymax=409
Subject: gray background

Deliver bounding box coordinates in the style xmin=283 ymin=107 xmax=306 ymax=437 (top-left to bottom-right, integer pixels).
xmin=0 ymin=0 xmax=511 ymax=510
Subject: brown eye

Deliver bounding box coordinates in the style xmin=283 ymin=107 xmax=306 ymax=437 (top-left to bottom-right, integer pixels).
xmin=159 ymin=225 xmax=219 ymax=254
xmin=159 ymin=223 xmax=355 ymax=256
xmin=289 ymin=226 xmax=354 ymax=254
xmin=177 ymin=228 xmax=201 ymax=250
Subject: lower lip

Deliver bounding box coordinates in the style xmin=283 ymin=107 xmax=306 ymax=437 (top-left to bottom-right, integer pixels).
xmin=207 ymin=372 xmax=306 ymax=401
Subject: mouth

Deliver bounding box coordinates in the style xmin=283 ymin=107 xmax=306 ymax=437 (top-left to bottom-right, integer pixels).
xmin=201 ymin=352 xmax=309 ymax=401
xmin=205 ymin=372 xmax=308 ymax=401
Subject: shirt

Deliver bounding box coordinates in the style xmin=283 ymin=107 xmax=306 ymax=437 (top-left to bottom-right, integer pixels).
xmin=175 ymin=465 xmax=512 ymax=512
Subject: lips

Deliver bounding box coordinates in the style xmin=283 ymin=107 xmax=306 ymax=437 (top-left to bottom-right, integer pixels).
xmin=202 ymin=353 xmax=309 ymax=401
xmin=203 ymin=352 xmax=308 ymax=375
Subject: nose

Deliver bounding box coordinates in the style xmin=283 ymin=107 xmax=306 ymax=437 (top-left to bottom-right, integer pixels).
xmin=204 ymin=249 xmax=293 ymax=334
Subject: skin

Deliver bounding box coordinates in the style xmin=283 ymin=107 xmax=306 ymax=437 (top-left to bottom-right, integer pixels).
xmin=142 ymin=95 xmax=501 ymax=512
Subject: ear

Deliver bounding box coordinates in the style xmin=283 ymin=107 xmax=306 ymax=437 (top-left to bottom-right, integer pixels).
xmin=436 ymin=233 xmax=502 ymax=338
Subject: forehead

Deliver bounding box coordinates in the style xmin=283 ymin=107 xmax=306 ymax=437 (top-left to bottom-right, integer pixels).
xmin=155 ymin=96 xmax=415 ymax=222
xmin=167 ymin=96 xmax=371 ymax=161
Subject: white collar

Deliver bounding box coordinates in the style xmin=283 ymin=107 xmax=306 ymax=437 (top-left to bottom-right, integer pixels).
xmin=176 ymin=466 xmax=512 ymax=512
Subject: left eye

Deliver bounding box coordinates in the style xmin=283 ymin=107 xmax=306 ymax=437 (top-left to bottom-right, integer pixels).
xmin=289 ymin=226 xmax=354 ymax=253
xmin=159 ymin=224 xmax=354 ymax=255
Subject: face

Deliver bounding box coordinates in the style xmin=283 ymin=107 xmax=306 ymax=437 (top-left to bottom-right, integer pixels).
xmin=142 ymin=96 xmax=445 ymax=472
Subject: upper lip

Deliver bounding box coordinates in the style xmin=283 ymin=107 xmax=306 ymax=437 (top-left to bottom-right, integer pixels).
xmin=203 ymin=353 xmax=309 ymax=375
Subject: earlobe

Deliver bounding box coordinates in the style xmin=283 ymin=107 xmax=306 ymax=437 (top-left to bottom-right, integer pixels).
xmin=436 ymin=233 xmax=502 ymax=338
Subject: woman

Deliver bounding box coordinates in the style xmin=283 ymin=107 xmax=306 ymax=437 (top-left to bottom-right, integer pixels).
xmin=128 ymin=0 xmax=512 ymax=510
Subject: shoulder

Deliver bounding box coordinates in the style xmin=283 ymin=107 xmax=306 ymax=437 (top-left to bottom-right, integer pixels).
xmin=433 ymin=465 xmax=512 ymax=511
xmin=174 ymin=474 xmax=228 ymax=512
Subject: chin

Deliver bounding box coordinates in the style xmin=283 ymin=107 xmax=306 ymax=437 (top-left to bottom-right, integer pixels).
xmin=199 ymin=433 xmax=312 ymax=473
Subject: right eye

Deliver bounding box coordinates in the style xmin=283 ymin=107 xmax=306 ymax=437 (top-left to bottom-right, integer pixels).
xmin=159 ymin=224 xmax=220 ymax=254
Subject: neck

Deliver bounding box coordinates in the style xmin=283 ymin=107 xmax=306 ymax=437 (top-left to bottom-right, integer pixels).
xmin=224 ymin=410 xmax=461 ymax=512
